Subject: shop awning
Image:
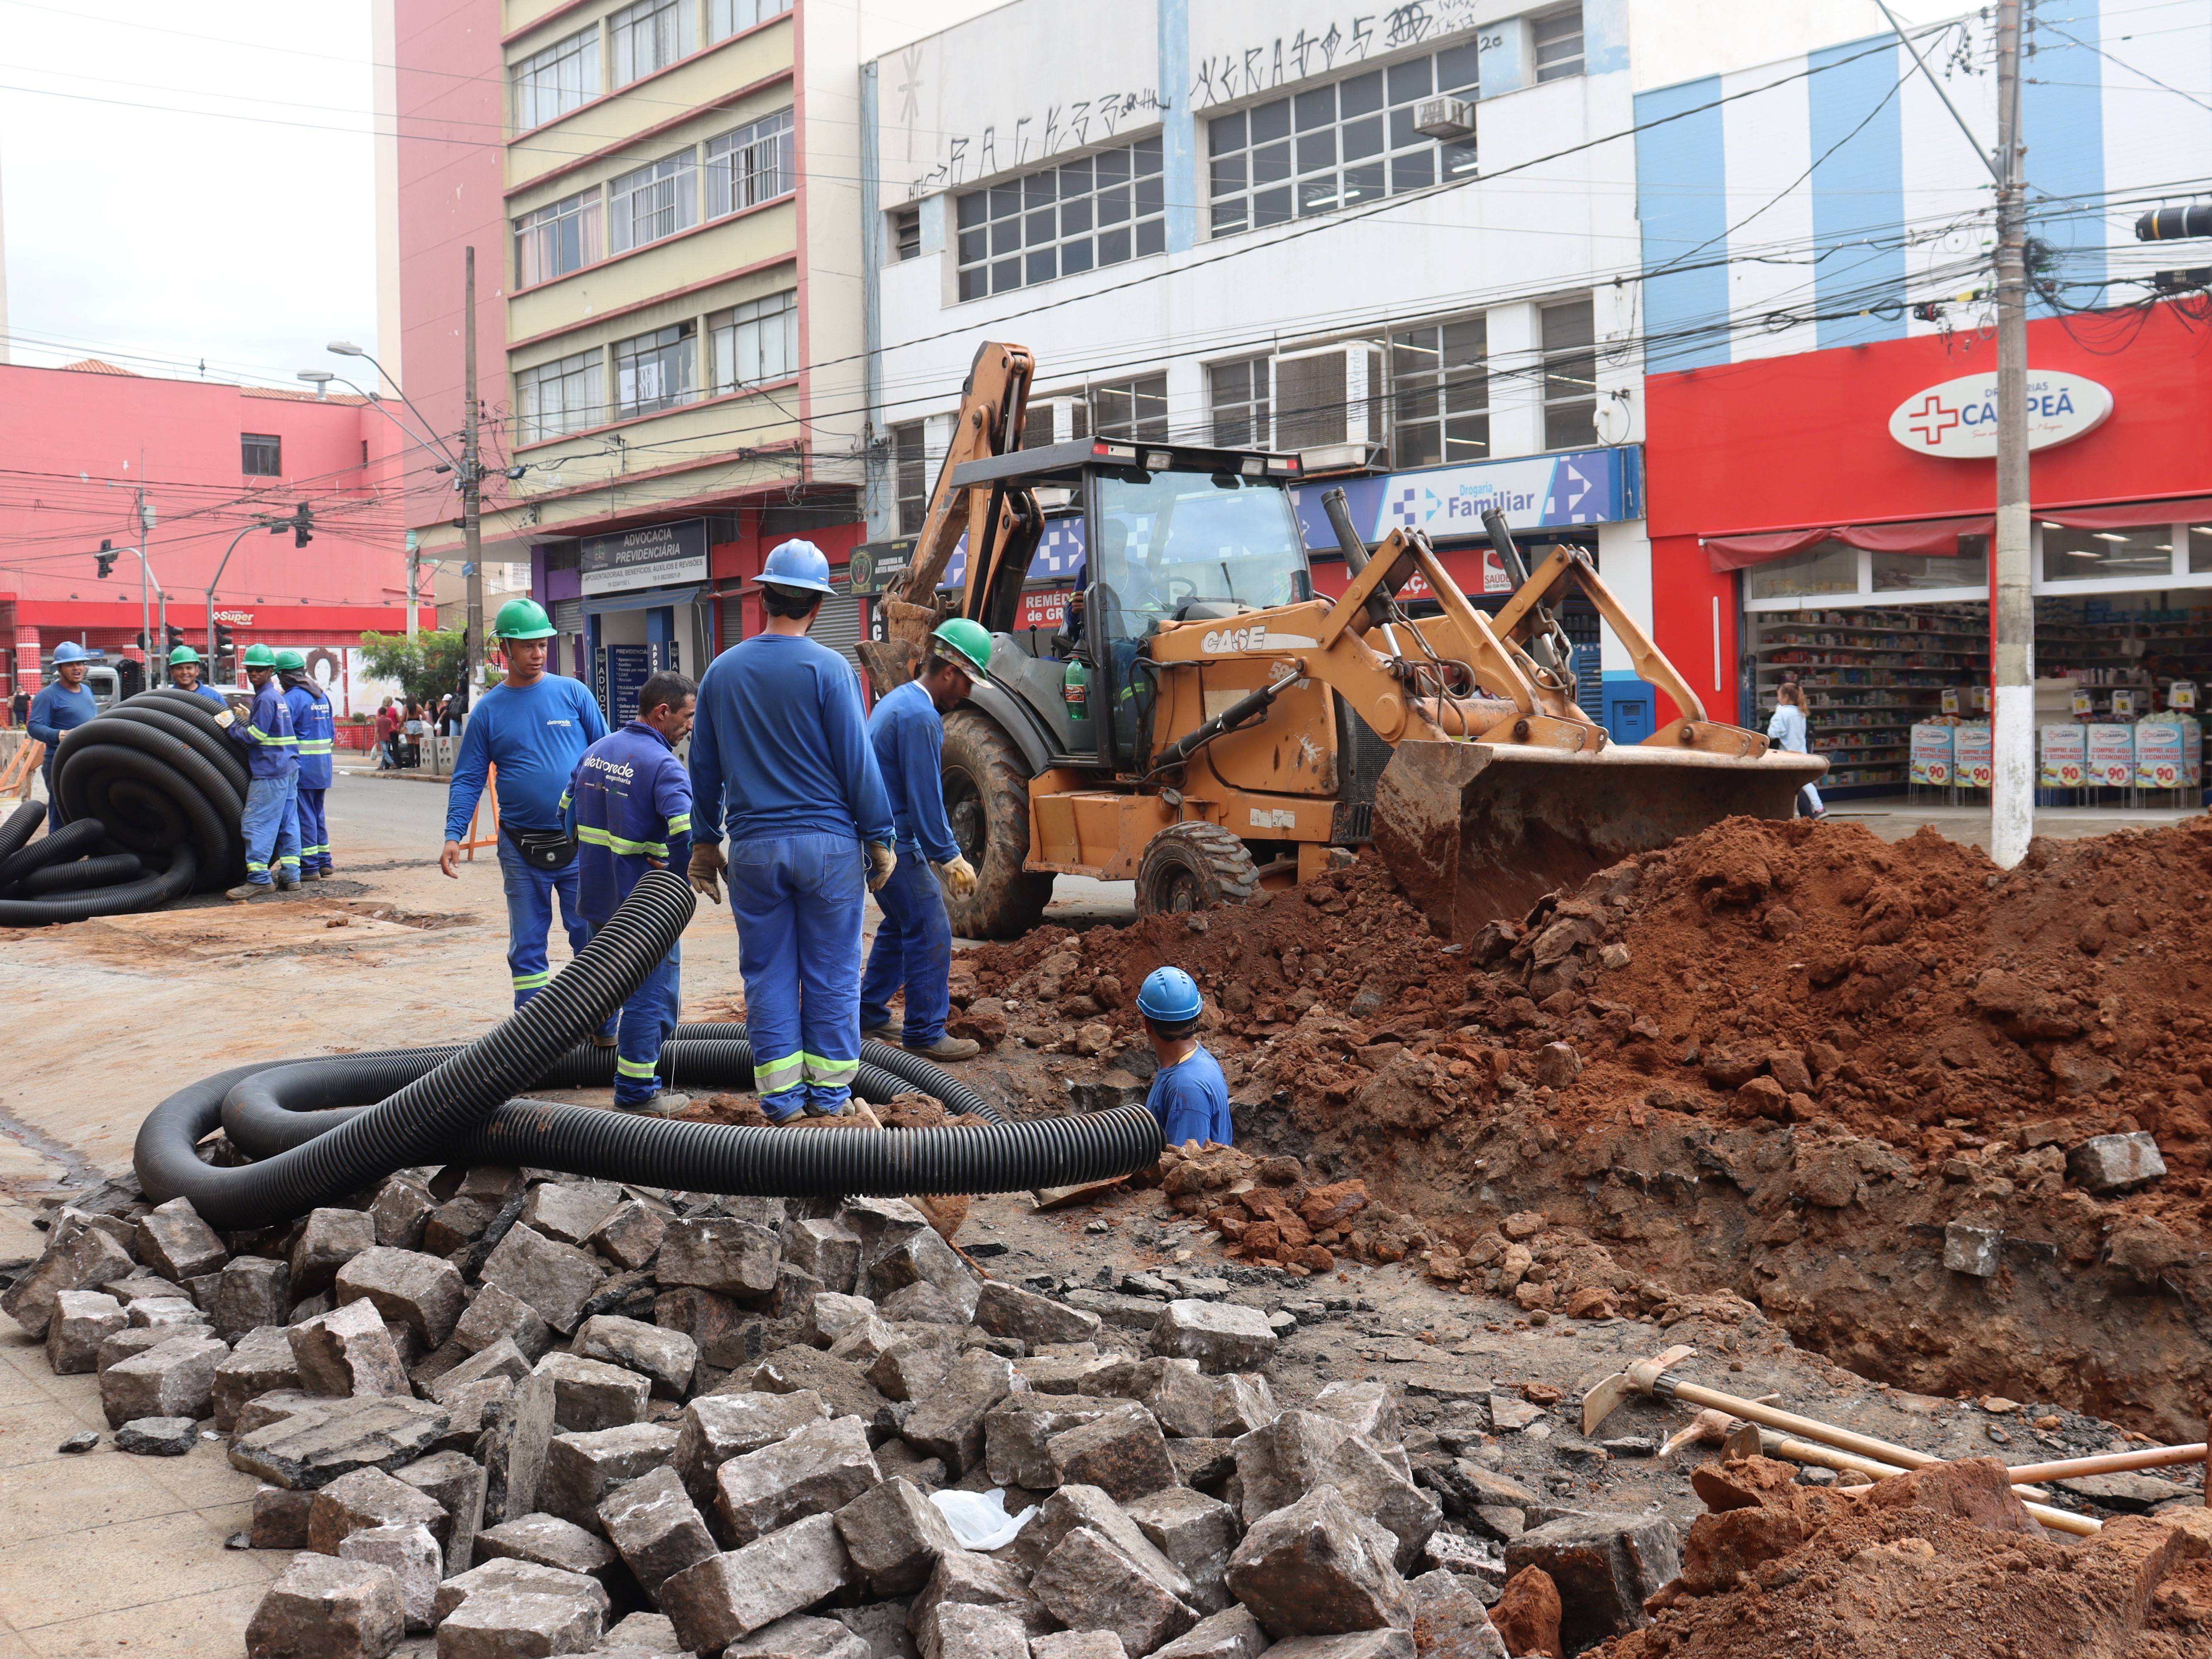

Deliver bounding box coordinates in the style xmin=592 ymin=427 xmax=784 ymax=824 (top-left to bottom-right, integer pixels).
xmin=1703 ymin=516 xmax=1993 ymax=573
xmin=579 ymin=585 xmax=702 ymax=615
xmin=2032 ymin=495 xmax=2212 ymax=531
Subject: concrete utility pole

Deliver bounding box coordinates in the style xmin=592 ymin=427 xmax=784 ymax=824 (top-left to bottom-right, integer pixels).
xmin=1991 ymin=0 xmax=2033 ymax=868
xmin=135 ymin=486 xmax=157 ymax=685
xmin=462 ymin=245 xmax=484 ymax=694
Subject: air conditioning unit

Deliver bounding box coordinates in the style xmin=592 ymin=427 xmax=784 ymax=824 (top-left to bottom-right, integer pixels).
xmin=1414 ymin=96 xmax=1476 ymax=141
xmin=1271 ymin=343 xmax=1385 ymax=466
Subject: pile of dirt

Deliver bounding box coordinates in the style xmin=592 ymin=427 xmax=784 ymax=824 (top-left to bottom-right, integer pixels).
xmin=1593 ymin=1454 xmax=2212 ymax=1658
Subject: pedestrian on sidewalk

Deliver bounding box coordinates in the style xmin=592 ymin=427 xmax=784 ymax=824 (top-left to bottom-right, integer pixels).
xmin=686 ymin=539 xmax=896 ymax=1124
xmin=1137 ymin=967 xmax=1232 ymax=1148
xmin=27 ymin=643 xmax=98 ymax=831
xmin=278 ymin=651 xmax=336 ymax=878
xmin=1768 ymin=680 xmax=1825 ymax=819
xmin=440 ymin=599 xmax=607 ymax=1010
xmin=858 ymin=620 xmax=991 ymax=1061
xmin=225 ymin=644 xmax=301 ymax=898
xmin=563 ymin=670 xmax=696 ymax=1115
xmin=165 ymin=645 xmax=226 ymax=704
xmin=375 ymin=698 xmax=399 ymax=769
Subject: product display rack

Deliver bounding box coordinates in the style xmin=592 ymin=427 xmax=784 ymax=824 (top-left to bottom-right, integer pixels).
xmin=1748 ymin=604 xmax=1989 ymax=791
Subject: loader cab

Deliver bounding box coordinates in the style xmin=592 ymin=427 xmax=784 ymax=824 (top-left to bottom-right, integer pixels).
xmin=947 ymin=438 xmax=1307 ymax=772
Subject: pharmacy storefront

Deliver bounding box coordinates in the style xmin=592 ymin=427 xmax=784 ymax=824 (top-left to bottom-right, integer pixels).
xmin=1645 ymin=301 xmax=2212 ymax=804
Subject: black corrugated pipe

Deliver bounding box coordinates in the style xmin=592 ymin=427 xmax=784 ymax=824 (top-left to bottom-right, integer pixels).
xmin=18 ymin=852 xmax=145 ymax=896
xmin=134 ymin=869 xmax=698 ymax=1227
xmin=0 ymin=848 xmax=197 ymax=929
xmin=0 ymin=817 xmax=107 ymax=890
xmin=669 ymin=1022 xmax=1005 ymax=1123
xmin=0 ymin=800 xmax=43 ymax=864
xmin=53 ymin=698 xmax=244 ymax=890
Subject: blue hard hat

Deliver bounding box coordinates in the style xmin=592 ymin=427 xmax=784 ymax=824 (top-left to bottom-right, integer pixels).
xmin=760 ymin=538 xmax=837 ymax=596
xmin=1137 ymin=966 xmax=1204 ymax=1024
xmin=51 ymin=642 xmax=91 ymax=664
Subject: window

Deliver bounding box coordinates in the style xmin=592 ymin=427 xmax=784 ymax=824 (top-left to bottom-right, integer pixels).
xmin=893 ymin=421 xmax=930 ymax=534
xmin=1533 ymin=7 xmax=1587 ymax=82
xmin=242 ymin=433 xmax=281 ymax=476
xmin=708 ymin=0 xmax=790 ymax=39
xmin=611 ymin=0 xmax=694 ymax=85
xmin=2041 ymin=524 xmax=2180 ymax=583
xmin=1090 ymin=375 xmax=1168 ymax=442
xmin=1207 ymin=41 xmax=1478 ymax=238
xmin=515 ymin=190 xmax=603 ymax=286
xmin=612 ymin=323 xmax=697 ymax=418
xmin=891 ymin=205 xmax=920 ymax=262
xmin=704 ymin=109 xmax=793 ymax=217
xmin=1873 ymin=541 xmax=1989 ymax=592
xmin=1390 ymin=317 xmax=1488 ymax=467
xmin=1540 ymin=298 xmax=1596 ymax=450
xmin=709 ymin=290 xmax=796 ymax=392
xmin=513 ymin=26 xmax=599 ymax=131
xmin=516 ymin=349 xmax=605 ymax=442
xmin=610 ymin=151 xmax=697 ymax=253
xmin=954 ymin=137 xmax=1164 ymax=301
xmin=1209 ymin=358 xmax=1270 ymax=448
xmin=1747 ymin=541 xmax=1859 ymax=603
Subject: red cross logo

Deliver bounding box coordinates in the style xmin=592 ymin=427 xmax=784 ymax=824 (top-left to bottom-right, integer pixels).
xmin=1906 ymin=394 xmax=1959 ymax=446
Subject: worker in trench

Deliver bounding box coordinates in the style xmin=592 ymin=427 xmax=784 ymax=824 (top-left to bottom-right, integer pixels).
xmin=563 ymin=670 xmax=697 ymax=1116
xmin=440 ymin=599 xmax=608 ymax=1017
xmin=164 ymin=644 xmax=226 ymax=704
xmin=224 ymin=644 xmax=302 ymax=899
xmin=277 ymin=650 xmax=336 ymax=880
xmin=687 ymin=540 xmax=898 ymax=1123
xmin=858 ymin=618 xmax=990 ymax=1062
xmin=1138 ymin=966 xmax=1234 ymax=1148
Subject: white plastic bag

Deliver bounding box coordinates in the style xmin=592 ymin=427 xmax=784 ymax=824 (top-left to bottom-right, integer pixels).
xmin=929 ymin=1486 xmax=1036 ymax=1551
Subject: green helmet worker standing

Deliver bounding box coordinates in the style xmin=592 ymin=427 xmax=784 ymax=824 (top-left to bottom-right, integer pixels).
xmin=686 ymin=539 xmax=898 ymax=1123
xmin=858 ymin=618 xmax=990 ymax=1061
xmin=166 ymin=644 xmax=226 ymax=705
xmin=440 ymin=597 xmax=610 ymax=1023
xmin=223 ymin=643 xmax=302 ymax=899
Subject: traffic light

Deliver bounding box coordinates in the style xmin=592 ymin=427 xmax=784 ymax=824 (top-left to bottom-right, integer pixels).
xmin=164 ymin=623 xmax=185 ymax=652
xmin=293 ymin=502 xmax=314 ymax=549
xmin=135 ymin=632 xmax=147 ymax=651
xmin=95 ymin=538 xmax=118 ymax=579
xmin=214 ymin=622 xmax=236 ymax=663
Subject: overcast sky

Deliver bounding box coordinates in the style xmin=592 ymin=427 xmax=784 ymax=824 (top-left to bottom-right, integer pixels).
xmin=0 ymin=0 xmax=377 ymax=389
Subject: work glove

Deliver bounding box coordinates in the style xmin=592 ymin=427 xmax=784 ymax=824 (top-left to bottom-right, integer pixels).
xmin=867 ymin=842 xmax=898 ymax=892
xmin=935 ymin=854 xmax=978 ymax=896
xmin=688 ymin=842 xmax=726 ymax=905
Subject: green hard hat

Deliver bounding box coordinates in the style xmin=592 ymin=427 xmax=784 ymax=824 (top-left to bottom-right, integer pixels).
xmin=275 ymin=649 xmax=307 ymax=671
xmin=930 ymin=617 xmax=992 ymax=681
xmin=492 ymin=597 xmax=557 ymax=640
xmin=243 ymin=643 xmax=278 ymax=668
xmin=167 ymin=645 xmax=201 ymax=666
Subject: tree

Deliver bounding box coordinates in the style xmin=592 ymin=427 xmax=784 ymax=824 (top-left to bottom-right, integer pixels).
xmin=358 ymin=630 xmax=469 ymax=708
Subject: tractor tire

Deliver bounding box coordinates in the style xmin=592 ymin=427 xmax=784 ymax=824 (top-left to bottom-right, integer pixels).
xmin=1135 ymin=822 xmax=1261 ymax=917
xmin=940 ymin=708 xmax=1054 ymax=939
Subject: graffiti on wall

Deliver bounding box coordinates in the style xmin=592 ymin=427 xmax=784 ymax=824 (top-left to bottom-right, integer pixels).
xmin=1188 ymin=1 xmax=1490 ymax=107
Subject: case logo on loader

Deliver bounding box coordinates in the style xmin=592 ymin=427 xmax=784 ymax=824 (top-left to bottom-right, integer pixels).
xmin=1201 ymin=627 xmax=1316 ymax=654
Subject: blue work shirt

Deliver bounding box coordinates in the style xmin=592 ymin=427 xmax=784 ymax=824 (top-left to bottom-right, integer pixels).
xmin=689 ymin=632 xmax=894 ymax=847
xmin=181 ymin=681 xmax=229 ymax=705
xmin=444 ymin=675 xmax=606 ymax=840
xmin=27 ymin=680 xmax=97 ymax=751
xmin=562 ymin=720 xmax=694 ymax=926
xmin=228 ymin=678 xmax=299 ymax=780
xmin=1146 ymin=1045 xmax=1233 ymax=1148
xmin=867 ymin=680 xmax=960 ymax=864
xmin=284 ymin=677 xmax=336 ymax=789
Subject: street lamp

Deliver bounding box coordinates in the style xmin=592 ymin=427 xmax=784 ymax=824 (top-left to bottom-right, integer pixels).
xmin=327 ymin=341 xmax=461 ymax=472
xmin=328 ymin=342 xmax=467 ymax=642
xmin=297 ymin=370 xmax=335 ymax=400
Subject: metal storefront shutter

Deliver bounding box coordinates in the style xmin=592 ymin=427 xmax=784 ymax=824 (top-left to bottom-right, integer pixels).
xmin=553 ymin=598 xmax=584 ymax=635
xmin=813 ymin=588 xmax=864 ymax=677
xmin=718 ymin=594 xmax=746 ymax=652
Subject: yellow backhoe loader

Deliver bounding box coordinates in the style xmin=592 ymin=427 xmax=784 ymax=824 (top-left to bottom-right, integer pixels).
xmin=852 ymin=341 xmax=1824 ymax=940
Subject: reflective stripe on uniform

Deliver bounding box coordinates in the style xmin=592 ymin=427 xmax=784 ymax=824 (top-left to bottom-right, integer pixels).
xmin=246 ymin=726 xmax=299 ymax=744
xmin=754 ymin=1051 xmax=804 ymax=1091
xmin=616 ymin=1056 xmax=659 ymax=1080
xmin=802 ymin=1052 xmax=860 ymax=1084
xmin=246 ymin=860 xmax=269 ymax=873
xmin=577 ymin=824 xmax=669 ymax=858
xmin=512 ymin=969 xmax=550 ymax=990
xmin=666 ymin=812 xmax=691 ymax=834
xmin=297 ymin=740 xmax=334 ymax=754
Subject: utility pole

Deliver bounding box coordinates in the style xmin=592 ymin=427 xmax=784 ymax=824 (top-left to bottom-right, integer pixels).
xmin=136 ymin=485 xmax=156 ymax=686
xmin=1990 ymin=0 xmax=2032 ymax=868
xmin=462 ymin=245 xmax=484 ymax=697
xmin=406 ymin=541 xmax=421 ymax=640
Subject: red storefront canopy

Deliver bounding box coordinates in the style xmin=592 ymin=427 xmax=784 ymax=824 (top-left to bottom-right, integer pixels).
xmin=1703 ymin=495 xmax=2212 ymax=574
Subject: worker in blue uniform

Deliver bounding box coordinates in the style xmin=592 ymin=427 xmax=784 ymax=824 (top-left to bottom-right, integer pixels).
xmin=165 ymin=645 xmax=227 ymax=704
xmin=27 ymin=641 xmax=99 ymax=830
xmin=563 ymin=670 xmax=696 ymax=1114
xmin=687 ymin=539 xmax=896 ymax=1123
xmin=442 ymin=598 xmax=608 ymax=1012
xmin=225 ymin=643 xmax=301 ymax=899
xmin=858 ymin=618 xmax=990 ymax=1061
xmin=1137 ymin=966 xmax=1233 ymax=1148
xmin=277 ymin=649 xmax=336 ymax=879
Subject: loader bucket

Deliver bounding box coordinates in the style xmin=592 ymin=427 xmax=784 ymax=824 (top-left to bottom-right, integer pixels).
xmin=1370 ymin=739 xmax=1828 ymax=939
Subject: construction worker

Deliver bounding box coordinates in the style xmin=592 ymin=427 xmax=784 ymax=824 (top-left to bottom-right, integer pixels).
xmin=563 ymin=670 xmax=696 ymax=1114
xmin=165 ymin=645 xmax=226 ymax=704
xmin=442 ymin=598 xmax=607 ymax=1010
xmin=859 ymin=620 xmax=989 ymax=1061
xmin=1137 ymin=966 xmax=1232 ymax=1148
xmin=27 ymin=642 xmax=98 ymax=830
xmin=226 ymin=643 xmax=301 ymax=898
xmin=688 ymin=539 xmax=896 ymax=1123
xmin=277 ymin=649 xmax=336 ymax=879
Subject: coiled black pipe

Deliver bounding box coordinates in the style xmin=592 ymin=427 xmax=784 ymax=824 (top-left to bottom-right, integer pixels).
xmin=134 ymin=868 xmax=698 ymax=1227
xmin=0 ymin=800 xmax=41 ymax=864
xmin=19 ymin=852 xmax=144 ymax=896
xmin=0 ymin=847 xmax=197 ymax=929
xmin=0 ymin=816 xmax=106 ymax=890
xmin=670 ymin=1022 xmax=1005 ymax=1124
xmin=53 ymin=698 xmax=243 ymax=889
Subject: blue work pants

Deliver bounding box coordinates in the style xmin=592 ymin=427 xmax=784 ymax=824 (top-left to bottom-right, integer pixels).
xmin=241 ymin=773 xmax=301 ymax=885
xmin=496 ymin=832 xmax=599 ymax=1021
xmin=592 ymin=931 xmax=680 ymax=1104
xmin=728 ymin=832 xmax=866 ymax=1120
xmin=41 ymin=760 xmax=61 ymax=832
xmin=859 ymin=848 xmax=951 ymax=1047
xmin=297 ymin=787 xmax=331 ymax=872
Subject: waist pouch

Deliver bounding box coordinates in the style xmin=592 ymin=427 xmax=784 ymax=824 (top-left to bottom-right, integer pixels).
xmin=504 ymin=824 xmax=577 ymax=871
